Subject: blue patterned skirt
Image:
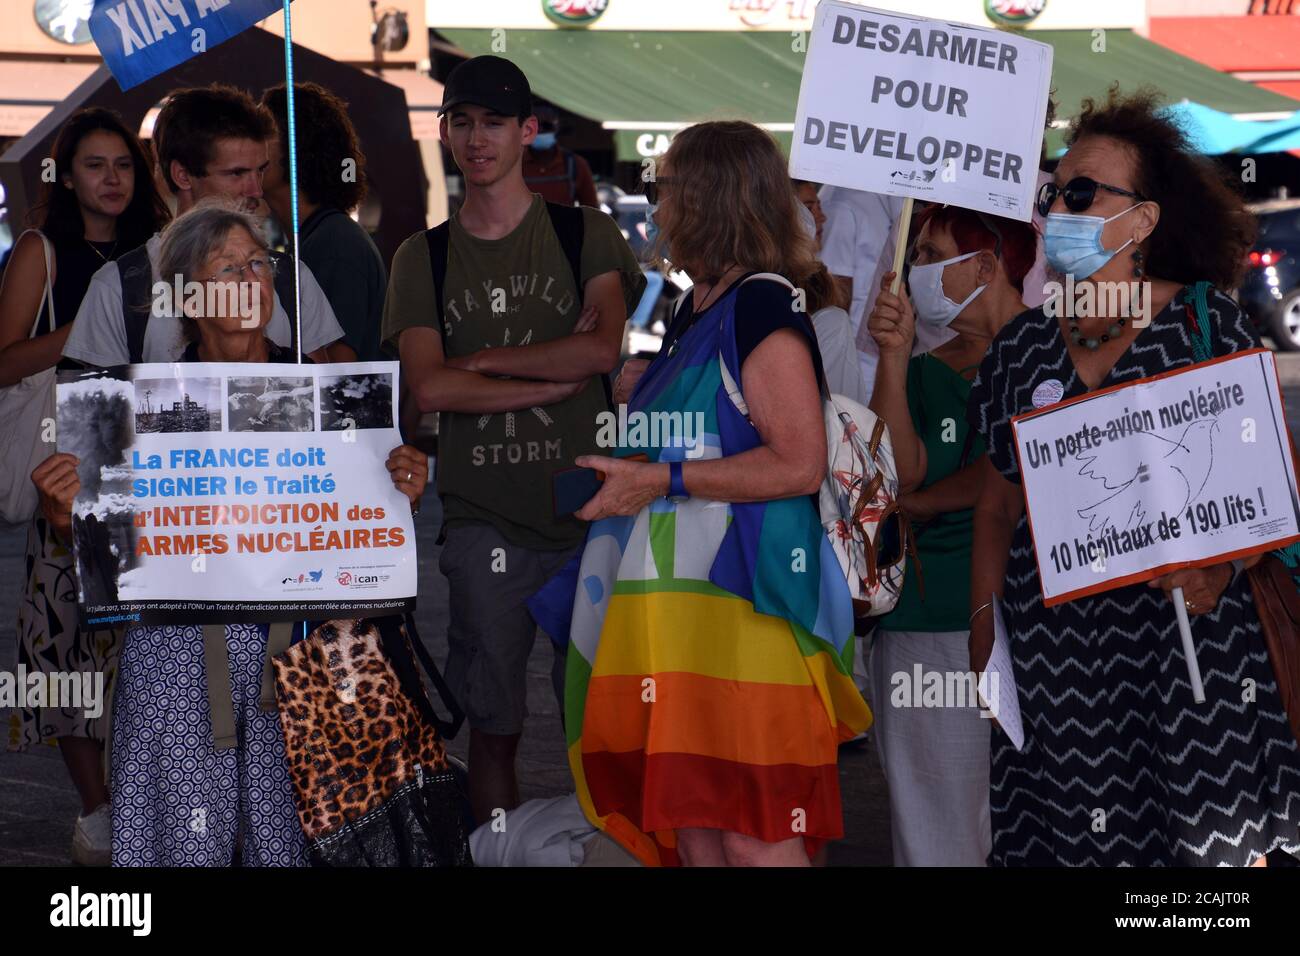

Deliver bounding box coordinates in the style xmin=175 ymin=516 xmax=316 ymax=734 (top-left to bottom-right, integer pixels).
xmin=111 ymin=623 xmax=307 ymax=866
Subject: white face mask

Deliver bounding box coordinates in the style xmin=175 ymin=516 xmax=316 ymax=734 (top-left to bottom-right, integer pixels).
xmin=908 ymin=251 xmax=985 ymax=327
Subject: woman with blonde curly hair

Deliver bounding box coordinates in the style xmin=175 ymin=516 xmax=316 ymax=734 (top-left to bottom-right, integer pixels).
xmin=564 ymin=121 xmax=871 ymax=867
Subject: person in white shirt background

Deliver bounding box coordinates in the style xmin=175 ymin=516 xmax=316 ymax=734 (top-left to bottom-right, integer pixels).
xmin=793 ymin=183 xmax=874 ymax=722
xmin=793 ymin=181 xmax=869 ymax=406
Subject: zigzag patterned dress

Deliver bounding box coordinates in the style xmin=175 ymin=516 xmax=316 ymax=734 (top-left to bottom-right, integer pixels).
xmin=565 ymin=278 xmax=871 ymax=866
xmin=968 ymin=288 xmax=1300 ymax=866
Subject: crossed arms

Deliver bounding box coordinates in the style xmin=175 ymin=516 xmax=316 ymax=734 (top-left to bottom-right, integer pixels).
xmin=399 ymin=270 xmax=626 ymax=415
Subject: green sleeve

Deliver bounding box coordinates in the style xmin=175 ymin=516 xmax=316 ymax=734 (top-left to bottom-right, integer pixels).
xmin=578 ymin=207 xmax=647 ymax=315
xmin=904 ymin=354 xmax=926 ymax=436
xmin=381 ymin=232 xmax=439 ymax=350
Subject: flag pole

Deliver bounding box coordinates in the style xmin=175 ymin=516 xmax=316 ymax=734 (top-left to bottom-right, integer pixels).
xmin=281 ymin=1 xmax=304 ymax=645
xmin=281 ymin=0 xmax=302 ymax=363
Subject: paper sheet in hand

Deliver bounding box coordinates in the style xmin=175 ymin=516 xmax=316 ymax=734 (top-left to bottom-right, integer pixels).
xmin=979 ymin=594 xmax=1024 ymax=751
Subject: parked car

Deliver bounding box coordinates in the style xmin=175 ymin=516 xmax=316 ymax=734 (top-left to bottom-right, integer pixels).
xmin=596 ymin=179 xmax=682 ymax=357
xmin=0 ymin=182 xmax=12 ymax=281
xmin=595 ymin=180 xmax=654 ymax=261
xmin=1240 ymin=199 xmax=1300 ymax=351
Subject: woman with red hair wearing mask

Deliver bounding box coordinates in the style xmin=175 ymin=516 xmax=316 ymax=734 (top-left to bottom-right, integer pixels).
xmin=865 ymin=204 xmax=1036 ymax=866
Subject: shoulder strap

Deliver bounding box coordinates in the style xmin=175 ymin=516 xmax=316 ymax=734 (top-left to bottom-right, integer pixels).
xmin=380 ymin=613 xmax=465 ymax=740
xmin=545 ymin=201 xmax=584 ymax=297
xmin=118 ymin=244 xmax=154 ymax=365
xmin=261 ymin=621 xmax=295 ymax=711
xmin=424 ymin=221 xmax=452 ymax=348
xmin=269 ymin=250 xmax=299 ymax=358
xmin=740 ymin=272 xmax=795 ymax=291
xmin=566 ymin=152 xmax=577 ymax=205
xmin=1182 ymin=280 xmax=1214 ymax=364
xmin=718 ymin=273 xmax=828 ymax=418
xmin=545 ymin=201 xmax=607 ymax=405
xmin=17 ymin=230 xmax=56 ymax=338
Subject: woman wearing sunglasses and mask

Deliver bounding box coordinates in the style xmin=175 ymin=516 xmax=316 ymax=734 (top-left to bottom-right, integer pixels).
xmin=865 ymin=204 xmax=1036 ymax=866
xmin=967 ymin=88 xmax=1300 ymax=866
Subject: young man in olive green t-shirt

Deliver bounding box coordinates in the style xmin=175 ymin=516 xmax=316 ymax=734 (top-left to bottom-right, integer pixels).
xmin=384 ymin=56 xmax=645 ymax=824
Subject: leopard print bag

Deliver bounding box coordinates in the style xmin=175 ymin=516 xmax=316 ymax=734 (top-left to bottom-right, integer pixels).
xmin=273 ymin=616 xmax=473 ymax=866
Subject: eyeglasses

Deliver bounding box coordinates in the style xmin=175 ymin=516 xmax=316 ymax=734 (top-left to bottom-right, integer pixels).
xmin=641 ymin=177 xmax=679 ymax=205
xmin=1036 ymin=177 xmax=1146 ymax=218
xmin=203 ymin=255 xmax=277 ymax=283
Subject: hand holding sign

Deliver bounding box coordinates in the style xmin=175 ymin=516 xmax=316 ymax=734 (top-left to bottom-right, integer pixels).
xmin=867 ymin=271 xmax=917 ymax=357
xmin=1013 ymin=350 xmax=1300 ymax=702
xmin=1147 ymin=564 xmax=1235 ymax=617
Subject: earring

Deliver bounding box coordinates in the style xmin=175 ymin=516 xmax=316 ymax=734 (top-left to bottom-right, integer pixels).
xmin=1132 ymin=247 xmax=1144 ymax=279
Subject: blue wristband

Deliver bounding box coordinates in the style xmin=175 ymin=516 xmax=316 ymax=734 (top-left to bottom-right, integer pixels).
xmin=668 ymin=460 xmax=689 ymax=500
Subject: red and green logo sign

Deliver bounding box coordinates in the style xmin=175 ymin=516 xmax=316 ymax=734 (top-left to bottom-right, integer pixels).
xmin=543 ymin=0 xmax=609 ymax=28
xmin=984 ymin=0 xmax=1047 ymax=27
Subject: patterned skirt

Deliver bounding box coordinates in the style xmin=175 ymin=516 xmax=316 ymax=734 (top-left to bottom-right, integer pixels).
xmin=9 ymin=514 xmax=120 ymax=749
xmin=994 ymin=519 xmax=1300 ymax=866
xmin=112 ymin=623 xmax=306 ymax=866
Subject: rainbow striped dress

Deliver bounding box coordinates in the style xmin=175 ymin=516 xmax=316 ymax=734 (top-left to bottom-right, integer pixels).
xmin=565 ymin=278 xmax=871 ymax=866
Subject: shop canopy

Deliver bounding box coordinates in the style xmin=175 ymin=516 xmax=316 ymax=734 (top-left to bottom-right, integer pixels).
xmin=439 ymin=27 xmax=1298 ymax=162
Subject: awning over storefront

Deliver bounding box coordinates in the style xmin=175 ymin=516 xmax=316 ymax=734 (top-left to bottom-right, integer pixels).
xmin=439 ymin=29 xmax=798 ymax=160
xmin=0 ymin=61 xmax=98 ymax=137
xmin=439 ymin=27 xmax=1299 ymax=161
xmin=1149 ymin=16 xmax=1300 ymax=103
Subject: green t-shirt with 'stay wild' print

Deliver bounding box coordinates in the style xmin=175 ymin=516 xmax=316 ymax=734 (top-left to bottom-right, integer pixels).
xmin=383 ymin=195 xmax=646 ymax=549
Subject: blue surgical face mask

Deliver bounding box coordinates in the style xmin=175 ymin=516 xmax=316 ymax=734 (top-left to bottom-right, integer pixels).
xmin=908 ymin=251 xmax=985 ymax=327
xmin=644 ymin=203 xmax=659 ymax=244
xmin=531 ymin=132 xmax=557 ymax=150
xmin=1043 ymin=204 xmax=1142 ymax=280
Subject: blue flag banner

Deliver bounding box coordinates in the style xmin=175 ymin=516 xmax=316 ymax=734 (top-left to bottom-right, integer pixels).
xmin=89 ymin=0 xmax=291 ymax=91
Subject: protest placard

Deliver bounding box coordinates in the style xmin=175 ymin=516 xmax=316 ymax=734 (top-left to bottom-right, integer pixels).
xmin=90 ymin=0 xmax=294 ymax=91
xmin=1012 ymin=349 xmax=1300 ymax=606
xmin=57 ymin=360 xmax=417 ymax=627
xmin=789 ymin=1 xmax=1053 ymax=222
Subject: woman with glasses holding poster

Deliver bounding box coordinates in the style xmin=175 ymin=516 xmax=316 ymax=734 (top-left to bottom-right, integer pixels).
xmin=32 ymin=201 xmax=429 ymax=866
xmin=865 ymin=203 xmax=1035 ymax=866
xmin=967 ymin=88 xmax=1300 ymax=866
xmin=1 ymin=107 xmax=168 ymax=865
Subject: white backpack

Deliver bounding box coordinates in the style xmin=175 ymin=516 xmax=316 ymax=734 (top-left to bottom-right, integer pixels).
xmin=715 ymin=273 xmax=907 ymax=618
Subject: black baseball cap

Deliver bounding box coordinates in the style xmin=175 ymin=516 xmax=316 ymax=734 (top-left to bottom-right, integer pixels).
xmin=438 ymin=56 xmax=532 ymax=118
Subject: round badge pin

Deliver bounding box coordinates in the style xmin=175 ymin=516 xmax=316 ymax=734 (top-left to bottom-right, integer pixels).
xmin=1031 ymin=379 xmax=1065 ymax=409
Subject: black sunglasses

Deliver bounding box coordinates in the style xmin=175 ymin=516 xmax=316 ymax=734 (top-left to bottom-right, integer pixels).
xmin=641 ymin=177 xmax=678 ymax=205
xmin=1036 ymin=177 xmax=1146 ymax=218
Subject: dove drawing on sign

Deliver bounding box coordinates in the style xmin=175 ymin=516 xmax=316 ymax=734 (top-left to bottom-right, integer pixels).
xmin=1073 ymin=418 xmax=1218 ymax=535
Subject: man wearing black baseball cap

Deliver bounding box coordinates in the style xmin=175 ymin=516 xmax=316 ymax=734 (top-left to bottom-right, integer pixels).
xmin=438 ymin=54 xmax=533 ymax=119
xmin=383 ymin=55 xmax=645 ymax=824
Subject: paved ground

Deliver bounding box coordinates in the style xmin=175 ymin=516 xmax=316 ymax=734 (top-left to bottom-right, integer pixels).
xmin=3 ymin=352 xmax=1299 ymax=867
xmin=0 ymin=471 xmax=894 ymax=866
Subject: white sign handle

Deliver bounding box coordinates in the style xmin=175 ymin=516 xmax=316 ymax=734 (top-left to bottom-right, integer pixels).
xmin=888 ymin=197 xmax=914 ymax=296
xmin=1171 ymin=585 xmax=1206 ymax=704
